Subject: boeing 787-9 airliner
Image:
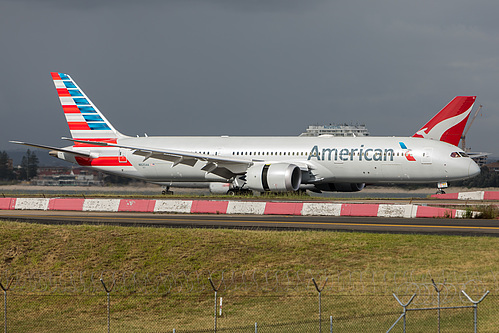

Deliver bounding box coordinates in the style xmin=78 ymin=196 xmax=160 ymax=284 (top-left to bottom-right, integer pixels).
xmin=11 ymin=73 xmax=480 ymax=194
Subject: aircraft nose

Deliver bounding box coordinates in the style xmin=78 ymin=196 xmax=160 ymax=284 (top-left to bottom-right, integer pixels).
xmin=468 ymin=160 xmax=481 ymax=177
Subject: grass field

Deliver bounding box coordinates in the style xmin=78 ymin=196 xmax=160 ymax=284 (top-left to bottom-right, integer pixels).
xmin=1 ymin=220 xmax=498 ymax=273
xmin=0 ymin=220 xmax=498 ymax=332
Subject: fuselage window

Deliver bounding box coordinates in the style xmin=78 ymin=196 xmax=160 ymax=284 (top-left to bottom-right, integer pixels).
xmin=450 ymin=152 xmax=461 ymax=158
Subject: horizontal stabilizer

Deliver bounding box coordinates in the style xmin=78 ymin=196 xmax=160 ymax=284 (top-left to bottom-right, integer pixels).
xmin=9 ymin=141 xmax=92 ymax=157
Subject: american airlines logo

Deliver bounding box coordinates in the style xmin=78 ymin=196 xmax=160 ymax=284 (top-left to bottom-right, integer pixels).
xmin=399 ymin=142 xmax=416 ymax=161
xmin=308 ymin=142 xmax=416 ymax=162
xmin=308 ymin=145 xmax=395 ymax=162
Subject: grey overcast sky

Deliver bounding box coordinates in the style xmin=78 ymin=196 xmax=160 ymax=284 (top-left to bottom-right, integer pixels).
xmin=1 ymin=0 xmax=498 ymax=157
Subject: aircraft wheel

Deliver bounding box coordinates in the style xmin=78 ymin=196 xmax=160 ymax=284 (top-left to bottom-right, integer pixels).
xmin=226 ymin=190 xmax=236 ymax=196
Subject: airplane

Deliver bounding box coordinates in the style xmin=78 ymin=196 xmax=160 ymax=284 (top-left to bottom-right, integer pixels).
xmin=11 ymin=72 xmax=480 ymax=195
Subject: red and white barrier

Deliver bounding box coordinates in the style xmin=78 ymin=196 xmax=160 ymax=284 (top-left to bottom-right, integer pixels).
xmin=432 ymin=191 xmax=499 ymax=201
xmin=0 ymin=197 xmax=473 ymax=218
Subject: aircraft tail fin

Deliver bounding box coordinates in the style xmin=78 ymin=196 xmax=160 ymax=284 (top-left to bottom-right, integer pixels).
xmin=51 ymin=72 xmax=127 ymax=142
xmin=412 ymin=96 xmax=476 ymax=146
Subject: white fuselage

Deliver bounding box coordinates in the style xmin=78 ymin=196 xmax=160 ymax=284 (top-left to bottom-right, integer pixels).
xmin=57 ymin=135 xmax=480 ymax=185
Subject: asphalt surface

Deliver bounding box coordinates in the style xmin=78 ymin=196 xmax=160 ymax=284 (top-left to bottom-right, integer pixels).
xmin=1 ymin=210 xmax=498 ymax=236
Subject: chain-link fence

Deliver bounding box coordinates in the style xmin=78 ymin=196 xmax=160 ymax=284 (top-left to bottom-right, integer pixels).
xmin=0 ymin=270 xmax=497 ymax=332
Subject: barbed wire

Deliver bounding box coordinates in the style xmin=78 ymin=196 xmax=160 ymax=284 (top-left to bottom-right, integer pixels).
xmin=0 ymin=269 xmax=495 ymax=301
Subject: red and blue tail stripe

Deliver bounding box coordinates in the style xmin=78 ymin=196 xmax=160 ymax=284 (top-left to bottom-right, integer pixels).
xmin=51 ymin=72 xmax=123 ymax=140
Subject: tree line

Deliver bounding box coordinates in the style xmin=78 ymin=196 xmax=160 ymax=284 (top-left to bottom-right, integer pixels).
xmin=0 ymin=150 xmax=39 ymax=182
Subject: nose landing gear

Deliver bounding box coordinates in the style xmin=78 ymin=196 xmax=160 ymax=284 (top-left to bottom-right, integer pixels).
xmin=436 ymin=181 xmax=448 ymax=194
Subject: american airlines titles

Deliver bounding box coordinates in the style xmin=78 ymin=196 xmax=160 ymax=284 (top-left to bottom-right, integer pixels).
xmin=308 ymin=145 xmax=395 ymax=162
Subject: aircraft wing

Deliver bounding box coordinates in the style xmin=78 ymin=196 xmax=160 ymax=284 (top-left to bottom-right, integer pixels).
xmin=9 ymin=141 xmax=93 ymax=157
xmin=62 ymin=138 xmax=253 ymax=179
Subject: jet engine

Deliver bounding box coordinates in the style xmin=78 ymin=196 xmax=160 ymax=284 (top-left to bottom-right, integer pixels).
xmin=246 ymin=163 xmax=302 ymax=192
xmin=315 ymin=183 xmax=365 ymax=192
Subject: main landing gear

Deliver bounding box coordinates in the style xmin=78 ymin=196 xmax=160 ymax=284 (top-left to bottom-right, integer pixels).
xmin=226 ymin=189 xmax=253 ymax=196
xmin=162 ymin=186 xmax=174 ymax=195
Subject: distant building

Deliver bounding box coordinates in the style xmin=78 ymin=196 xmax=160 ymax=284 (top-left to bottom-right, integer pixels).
xmin=34 ymin=167 xmax=103 ymax=186
xmin=484 ymin=161 xmax=499 ymax=172
xmin=467 ymin=152 xmax=489 ymax=167
xmin=299 ymin=124 xmax=370 ymax=137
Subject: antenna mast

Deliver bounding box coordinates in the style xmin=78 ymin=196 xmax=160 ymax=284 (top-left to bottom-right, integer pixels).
xmin=461 ymin=104 xmax=482 ymax=152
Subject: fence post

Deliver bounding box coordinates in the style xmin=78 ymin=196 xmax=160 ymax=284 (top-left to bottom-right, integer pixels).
xmin=208 ymin=277 xmax=223 ymax=333
xmin=386 ymin=293 xmax=416 ymax=333
xmin=100 ymin=278 xmax=115 ymax=333
xmin=431 ymin=278 xmax=446 ymax=333
xmin=461 ymin=290 xmax=490 ymax=333
xmin=312 ymin=277 xmax=328 ymax=333
xmin=0 ymin=278 xmax=13 ymax=333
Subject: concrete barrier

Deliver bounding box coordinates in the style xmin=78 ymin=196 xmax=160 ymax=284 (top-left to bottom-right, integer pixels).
xmin=0 ymin=198 xmax=16 ymax=210
xmin=191 ymin=200 xmax=228 ymax=214
xmin=15 ymin=198 xmax=50 ymax=210
xmin=226 ymin=201 xmax=266 ymax=215
xmin=118 ymin=199 xmax=156 ymax=212
xmin=378 ymin=204 xmax=417 ymax=218
xmin=415 ymin=206 xmax=455 ymax=218
xmin=0 ymin=197 xmax=473 ymax=219
xmin=302 ymin=202 xmax=342 ymax=216
xmin=154 ymin=200 xmax=192 ymax=213
xmin=341 ymin=204 xmax=379 ymax=217
xmin=264 ymin=202 xmax=303 ymax=215
xmin=83 ymin=199 xmax=120 ymax=212
xmin=432 ymin=191 xmax=499 ymax=201
xmin=48 ymin=198 xmax=85 ymax=211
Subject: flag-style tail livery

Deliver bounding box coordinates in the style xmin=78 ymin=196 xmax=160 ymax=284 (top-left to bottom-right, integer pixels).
xmin=51 ymin=72 xmax=127 ymax=142
xmin=10 ymin=73 xmax=481 ymax=195
xmin=412 ymin=96 xmax=476 ymax=146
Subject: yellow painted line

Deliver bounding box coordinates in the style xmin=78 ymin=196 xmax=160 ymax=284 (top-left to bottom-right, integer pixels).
xmin=2 ymin=213 xmax=499 ymax=231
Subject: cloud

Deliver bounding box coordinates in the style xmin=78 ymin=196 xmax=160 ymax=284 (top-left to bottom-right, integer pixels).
xmin=1 ymin=0 xmax=499 ymax=157
xmin=3 ymin=0 xmax=319 ymax=12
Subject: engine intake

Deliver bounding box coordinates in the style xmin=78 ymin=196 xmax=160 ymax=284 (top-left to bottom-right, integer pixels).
xmin=246 ymin=163 xmax=302 ymax=192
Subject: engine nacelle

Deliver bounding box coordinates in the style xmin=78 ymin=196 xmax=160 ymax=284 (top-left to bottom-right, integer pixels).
xmin=316 ymin=183 xmax=365 ymax=192
xmin=246 ymin=163 xmax=302 ymax=192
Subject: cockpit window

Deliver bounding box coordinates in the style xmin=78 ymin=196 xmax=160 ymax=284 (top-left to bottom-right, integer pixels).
xmin=459 ymin=152 xmax=469 ymax=158
xmin=450 ymin=152 xmax=461 ymax=158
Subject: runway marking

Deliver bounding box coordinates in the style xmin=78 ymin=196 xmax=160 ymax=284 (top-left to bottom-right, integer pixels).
xmin=2 ymin=213 xmax=499 ymax=232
